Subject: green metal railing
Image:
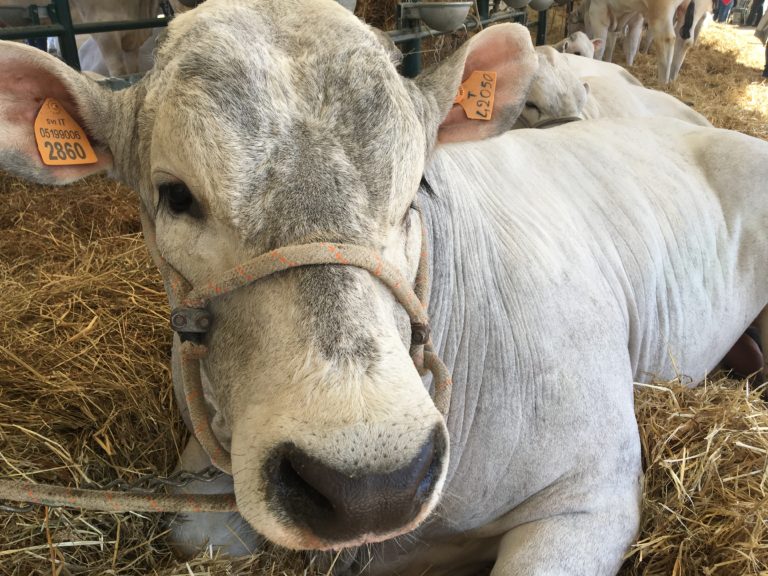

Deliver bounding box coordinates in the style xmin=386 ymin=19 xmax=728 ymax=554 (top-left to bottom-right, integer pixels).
xmin=0 ymin=0 xmax=548 ymax=78
xmin=393 ymin=0 xmax=529 ymax=77
xmin=0 ymin=0 xmax=170 ymax=71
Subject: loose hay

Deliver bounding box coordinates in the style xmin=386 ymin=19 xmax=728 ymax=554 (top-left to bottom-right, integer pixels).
xmin=2 ymin=16 xmax=768 ymax=576
xmin=625 ymin=22 xmax=768 ymax=141
xmin=622 ymin=378 xmax=768 ymax=576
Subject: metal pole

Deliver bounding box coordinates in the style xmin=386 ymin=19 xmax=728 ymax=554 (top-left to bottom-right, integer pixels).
xmin=477 ymin=0 xmax=490 ymax=19
xmin=535 ymin=9 xmax=547 ymax=45
xmin=26 ymin=4 xmax=47 ymax=51
xmin=0 ymin=19 xmax=167 ymax=41
xmin=402 ymin=37 xmax=421 ymax=78
xmin=397 ymin=3 xmax=421 ymax=78
xmin=52 ymin=0 xmax=80 ymax=71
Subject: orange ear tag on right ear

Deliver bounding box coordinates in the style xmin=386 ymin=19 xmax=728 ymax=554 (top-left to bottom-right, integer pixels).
xmin=453 ymin=71 xmax=497 ymax=121
xmin=34 ymin=98 xmax=98 ymax=166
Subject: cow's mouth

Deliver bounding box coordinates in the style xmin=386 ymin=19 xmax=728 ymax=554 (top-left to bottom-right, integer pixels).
xmin=262 ymin=428 xmax=446 ymax=548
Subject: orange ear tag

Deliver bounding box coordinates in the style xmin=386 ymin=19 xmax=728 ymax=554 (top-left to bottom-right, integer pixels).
xmin=453 ymin=71 xmax=497 ymax=121
xmin=34 ymin=98 xmax=98 ymax=166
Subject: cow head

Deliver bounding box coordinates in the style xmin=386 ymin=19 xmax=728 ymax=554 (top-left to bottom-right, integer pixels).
xmin=557 ymin=31 xmax=602 ymax=59
xmin=517 ymin=46 xmax=589 ymax=129
xmin=0 ymin=0 xmax=537 ymax=551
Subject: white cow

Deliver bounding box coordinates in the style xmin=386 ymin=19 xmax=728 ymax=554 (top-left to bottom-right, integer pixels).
xmin=669 ymin=0 xmax=712 ymax=81
xmin=0 ymin=0 xmax=162 ymax=76
xmin=2 ymin=4 xmax=767 ymax=575
xmin=517 ymin=46 xmax=710 ymax=128
xmin=587 ymin=0 xmax=711 ymax=83
xmin=69 ymin=0 xmax=161 ymax=76
xmin=569 ymin=0 xmax=645 ymax=65
xmin=560 ymin=49 xmax=645 ymax=83
xmin=78 ymin=29 xmax=159 ymax=77
xmin=552 ymin=31 xmax=603 ymax=58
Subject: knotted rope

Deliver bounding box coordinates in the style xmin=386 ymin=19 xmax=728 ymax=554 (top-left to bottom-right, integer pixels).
xmin=167 ymin=222 xmax=452 ymax=474
xmin=0 ymin=481 xmax=236 ymax=513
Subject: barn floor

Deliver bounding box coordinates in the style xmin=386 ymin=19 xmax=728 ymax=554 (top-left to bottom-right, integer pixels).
xmin=610 ymin=20 xmax=768 ymax=140
xmin=1 ymin=16 xmax=768 ymax=576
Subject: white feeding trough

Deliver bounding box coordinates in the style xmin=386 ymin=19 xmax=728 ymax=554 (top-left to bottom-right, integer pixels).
xmin=528 ymin=0 xmax=553 ymax=10
xmin=400 ymin=2 xmax=473 ymax=32
xmin=503 ymin=0 xmax=531 ymax=8
xmin=335 ymin=0 xmax=357 ymax=11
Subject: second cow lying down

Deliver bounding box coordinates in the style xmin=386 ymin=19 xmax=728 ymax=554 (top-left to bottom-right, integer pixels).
xmin=552 ymin=31 xmax=603 ymax=59
xmin=1 ymin=3 xmax=767 ymax=575
xmin=516 ymin=46 xmax=710 ymax=128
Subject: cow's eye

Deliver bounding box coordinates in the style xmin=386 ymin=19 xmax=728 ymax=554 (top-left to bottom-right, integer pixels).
xmin=574 ymin=51 xmax=582 ymax=56
xmin=159 ymin=182 xmax=200 ymax=217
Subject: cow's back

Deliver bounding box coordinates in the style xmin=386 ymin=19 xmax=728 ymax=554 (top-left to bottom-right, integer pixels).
xmin=392 ymin=119 xmax=768 ymax=576
xmin=428 ymin=119 xmax=767 ymax=385
xmin=583 ymin=75 xmax=711 ymax=126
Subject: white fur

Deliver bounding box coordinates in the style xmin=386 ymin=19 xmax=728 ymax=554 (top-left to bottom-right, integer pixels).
xmin=517 ymin=46 xmax=710 ymax=128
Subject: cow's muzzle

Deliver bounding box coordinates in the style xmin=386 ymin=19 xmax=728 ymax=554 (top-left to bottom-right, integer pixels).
xmin=265 ymin=428 xmax=445 ymax=544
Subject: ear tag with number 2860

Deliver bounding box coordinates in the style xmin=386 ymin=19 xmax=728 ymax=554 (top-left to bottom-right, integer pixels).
xmin=453 ymin=71 xmax=497 ymax=121
xmin=34 ymin=98 xmax=98 ymax=166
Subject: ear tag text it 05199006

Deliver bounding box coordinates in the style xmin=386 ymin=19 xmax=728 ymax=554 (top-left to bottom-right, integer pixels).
xmin=34 ymin=98 xmax=98 ymax=166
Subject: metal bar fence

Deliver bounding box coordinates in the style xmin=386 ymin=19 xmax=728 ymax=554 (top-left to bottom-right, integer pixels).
xmin=0 ymin=1 xmax=547 ymax=79
xmin=0 ymin=0 xmax=170 ymax=71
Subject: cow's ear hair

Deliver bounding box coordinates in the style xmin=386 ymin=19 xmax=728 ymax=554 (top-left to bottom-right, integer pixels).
xmin=412 ymin=23 xmax=538 ymax=145
xmin=591 ymin=38 xmax=603 ymax=51
xmin=370 ymin=27 xmax=403 ymax=66
xmin=0 ymin=40 xmax=116 ymax=185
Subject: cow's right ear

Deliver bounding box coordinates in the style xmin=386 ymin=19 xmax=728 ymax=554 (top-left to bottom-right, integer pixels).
xmin=0 ymin=41 xmax=116 ymax=185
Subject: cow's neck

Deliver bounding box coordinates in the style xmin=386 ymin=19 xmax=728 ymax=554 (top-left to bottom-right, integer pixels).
xmin=418 ymin=176 xmax=523 ymax=493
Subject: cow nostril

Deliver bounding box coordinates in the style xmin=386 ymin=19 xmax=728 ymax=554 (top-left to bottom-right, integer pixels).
xmin=417 ymin=454 xmax=438 ymax=498
xmin=277 ymin=454 xmax=334 ymax=514
xmin=265 ymin=430 xmax=444 ymax=544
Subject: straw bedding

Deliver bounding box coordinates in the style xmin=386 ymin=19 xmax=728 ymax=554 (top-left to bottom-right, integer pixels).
xmin=1 ymin=11 xmax=768 ymax=576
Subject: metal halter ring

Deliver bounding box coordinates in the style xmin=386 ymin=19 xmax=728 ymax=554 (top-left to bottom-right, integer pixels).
xmin=171 ymin=307 xmax=213 ymax=342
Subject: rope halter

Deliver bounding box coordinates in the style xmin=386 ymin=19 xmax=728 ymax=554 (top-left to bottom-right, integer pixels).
xmin=0 ymin=208 xmax=452 ymax=513
xmin=157 ymin=216 xmax=453 ymax=475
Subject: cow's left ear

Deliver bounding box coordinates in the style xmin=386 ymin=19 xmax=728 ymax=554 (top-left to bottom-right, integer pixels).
xmin=591 ymin=38 xmax=603 ymax=51
xmin=0 ymin=40 xmax=116 ymax=185
xmin=412 ymin=23 xmax=538 ymax=145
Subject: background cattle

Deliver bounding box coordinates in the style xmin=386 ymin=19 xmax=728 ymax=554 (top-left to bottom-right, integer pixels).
xmin=0 ymin=0 xmax=161 ymax=76
xmin=568 ymin=0 xmax=646 ymax=65
xmin=517 ymin=46 xmax=710 ymax=128
xmin=552 ymin=30 xmax=604 ymax=57
xmin=69 ymin=0 xmax=161 ymax=76
xmin=669 ymin=0 xmax=713 ymax=80
xmin=586 ymin=0 xmax=712 ymax=83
